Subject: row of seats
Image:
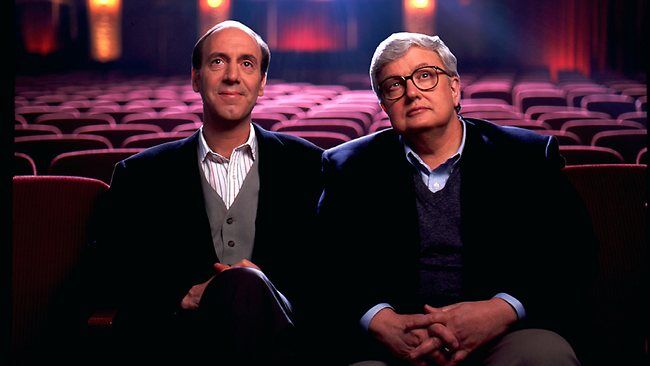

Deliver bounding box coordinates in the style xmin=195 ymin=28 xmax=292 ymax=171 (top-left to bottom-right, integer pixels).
xmin=14 ymin=74 xmax=646 ymax=181
xmin=16 ymin=72 xmax=646 ymax=113
xmin=13 ymin=137 xmax=648 ymax=186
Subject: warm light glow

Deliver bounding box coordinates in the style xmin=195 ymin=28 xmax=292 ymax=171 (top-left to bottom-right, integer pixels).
xmin=198 ymin=0 xmax=231 ymax=35
xmin=87 ymin=0 xmax=122 ymax=62
xmin=404 ymin=0 xmax=436 ymax=34
xmin=409 ymin=0 xmax=430 ymax=9
xmin=206 ymin=0 xmax=224 ymax=8
xmin=92 ymin=0 xmax=118 ymax=7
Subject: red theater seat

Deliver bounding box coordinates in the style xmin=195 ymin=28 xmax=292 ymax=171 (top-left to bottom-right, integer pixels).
xmin=492 ymin=120 xmax=549 ymax=130
xmin=14 ymin=153 xmax=37 ymax=175
xmin=636 ymin=96 xmax=646 ymax=112
xmin=35 ymin=113 xmax=116 ymax=134
xmin=15 ymin=135 xmax=113 ymax=173
xmin=368 ymin=120 xmax=391 ymax=134
xmin=637 ymin=147 xmax=647 ymax=164
xmin=460 ymin=104 xmax=516 ymax=113
xmin=272 ymin=119 xmax=364 ymax=139
xmin=121 ymin=132 xmax=193 ymax=148
xmin=559 ymin=146 xmax=625 ymax=165
xmin=74 ymin=124 xmax=164 ymax=147
xmin=15 ymin=124 xmax=62 ymax=138
xmin=536 ymin=130 xmax=582 ymax=145
xmin=591 ymin=129 xmax=647 ymax=163
xmin=616 ymin=111 xmax=647 ymax=127
xmin=461 ymin=98 xmax=512 ymax=107
xmin=15 ymin=115 xmax=28 ymax=126
xmin=461 ymin=111 xmax=524 ymax=120
xmin=15 ymin=106 xmax=80 ymax=123
xmin=121 ymin=113 xmax=200 ymax=132
xmin=251 ymin=112 xmax=288 ymax=130
xmin=12 ymin=176 xmax=109 ymax=364
xmin=581 ymin=94 xmax=636 ymax=118
xmin=253 ymin=105 xmax=306 ymax=120
xmin=524 ymin=106 xmax=584 ymax=120
xmin=49 ymin=148 xmax=144 ymax=184
xmin=563 ymin=164 xmax=646 ymax=364
xmin=565 ymin=86 xmax=615 ymax=107
xmin=462 ymin=81 xmax=513 ymax=104
xmin=537 ymin=111 xmax=611 ymax=130
xmin=171 ymin=122 xmax=202 ymax=133
xmin=303 ymin=110 xmax=372 ymax=131
xmin=515 ymin=89 xmax=567 ymax=114
xmin=279 ymin=131 xmax=350 ymax=149
xmin=561 ymin=120 xmax=644 ymax=144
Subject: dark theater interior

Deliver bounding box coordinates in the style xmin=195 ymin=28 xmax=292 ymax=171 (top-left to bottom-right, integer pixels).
xmin=5 ymin=0 xmax=648 ymax=365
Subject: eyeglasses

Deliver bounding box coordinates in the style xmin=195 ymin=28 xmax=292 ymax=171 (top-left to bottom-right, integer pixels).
xmin=379 ymin=65 xmax=452 ymax=100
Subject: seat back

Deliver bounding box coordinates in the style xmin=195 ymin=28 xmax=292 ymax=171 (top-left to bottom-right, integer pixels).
xmin=12 ymin=176 xmax=109 ymax=364
xmin=14 ymin=135 xmax=113 ymax=173
xmin=279 ymin=130 xmax=351 ymax=149
xmin=14 ymin=153 xmax=37 ymax=175
xmin=559 ymin=146 xmax=624 ymax=165
xmin=49 ymin=148 xmax=144 ymax=184
xmin=563 ymin=164 xmax=647 ymax=365
xmin=591 ymin=129 xmax=647 ymax=163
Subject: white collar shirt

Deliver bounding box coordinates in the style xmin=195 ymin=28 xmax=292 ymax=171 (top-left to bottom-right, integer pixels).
xmin=197 ymin=124 xmax=258 ymax=209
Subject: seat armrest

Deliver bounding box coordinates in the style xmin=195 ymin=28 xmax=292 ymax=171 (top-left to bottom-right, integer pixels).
xmin=88 ymin=308 xmax=118 ymax=329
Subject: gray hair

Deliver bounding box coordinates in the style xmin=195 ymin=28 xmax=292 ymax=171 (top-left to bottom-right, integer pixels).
xmin=369 ymin=32 xmax=459 ymax=97
xmin=192 ymin=20 xmax=270 ymax=76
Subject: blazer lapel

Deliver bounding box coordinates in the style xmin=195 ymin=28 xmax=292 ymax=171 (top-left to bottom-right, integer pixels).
xmin=173 ymin=132 xmax=219 ymax=271
xmin=250 ymin=125 xmax=285 ymax=262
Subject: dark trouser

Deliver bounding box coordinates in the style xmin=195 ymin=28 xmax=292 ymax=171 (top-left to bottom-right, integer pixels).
xmin=195 ymin=267 xmax=297 ymax=365
xmin=352 ymin=329 xmax=580 ymax=366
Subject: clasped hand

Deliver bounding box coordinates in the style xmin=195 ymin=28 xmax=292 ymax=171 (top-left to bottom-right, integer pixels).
xmin=180 ymin=259 xmax=260 ymax=310
xmin=370 ymin=299 xmax=517 ymax=365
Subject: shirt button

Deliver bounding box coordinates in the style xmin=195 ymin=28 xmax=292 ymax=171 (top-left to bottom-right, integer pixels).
xmin=433 ymin=182 xmax=441 ymax=188
xmin=226 ymin=217 xmax=233 ymax=224
xmin=227 ymin=240 xmax=235 ymax=247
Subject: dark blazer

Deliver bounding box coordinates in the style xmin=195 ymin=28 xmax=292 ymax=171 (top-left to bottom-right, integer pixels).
xmin=94 ymin=124 xmax=322 ymax=355
xmin=316 ymin=117 xmax=596 ymax=362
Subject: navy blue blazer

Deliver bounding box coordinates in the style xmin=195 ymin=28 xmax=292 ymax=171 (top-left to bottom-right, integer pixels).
xmin=96 ymin=124 xmax=323 ymax=333
xmin=315 ymin=117 xmax=596 ymax=361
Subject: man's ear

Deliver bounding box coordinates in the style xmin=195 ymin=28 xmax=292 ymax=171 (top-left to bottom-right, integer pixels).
xmin=258 ymin=73 xmax=267 ymax=97
xmin=191 ymin=68 xmax=200 ymax=93
xmin=449 ymin=76 xmax=461 ymax=107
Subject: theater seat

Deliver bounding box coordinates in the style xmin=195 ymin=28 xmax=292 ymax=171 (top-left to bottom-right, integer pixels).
xmin=14 ymin=153 xmax=37 ymax=175
xmin=12 ymin=176 xmax=109 ymax=364
xmin=563 ymin=164 xmax=647 ymax=366
xmin=49 ymin=148 xmax=144 ymax=184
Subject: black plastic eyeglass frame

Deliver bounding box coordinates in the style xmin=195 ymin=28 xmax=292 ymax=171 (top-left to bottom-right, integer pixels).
xmin=379 ymin=65 xmax=452 ymax=100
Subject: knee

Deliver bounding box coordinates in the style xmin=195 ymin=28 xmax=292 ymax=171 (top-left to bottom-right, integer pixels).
xmin=216 ymin=266 xmax=271 ymax=292
xmin=488 ymin=329 xmax=579 ymax=366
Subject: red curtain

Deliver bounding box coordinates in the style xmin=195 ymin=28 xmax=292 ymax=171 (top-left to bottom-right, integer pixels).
xmin=536 ymin=0 xmax=608 ymax=79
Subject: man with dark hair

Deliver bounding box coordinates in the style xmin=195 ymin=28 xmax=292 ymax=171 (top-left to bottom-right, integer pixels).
xmin=315 ymin=32 xmax=596 ymax=365
xmin=95 ymin=20 xmax=322 ymax=364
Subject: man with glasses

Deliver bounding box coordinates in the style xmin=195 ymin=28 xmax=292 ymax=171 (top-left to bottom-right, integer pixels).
xmin=314 ymin=32 xmax=595 ymax=365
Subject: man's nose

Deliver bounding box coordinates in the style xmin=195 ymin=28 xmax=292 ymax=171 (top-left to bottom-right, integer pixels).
xmin=404 ymin=78 xmax=420 ymax=100
xmin=224 ymin=63 xmax=240 ymax=82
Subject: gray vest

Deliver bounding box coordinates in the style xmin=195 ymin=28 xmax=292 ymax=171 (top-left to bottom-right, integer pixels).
xmin=413 ymin=167 xmax=463 ymax=307
xmin=200 ymin=159 xmax=260 ymax=265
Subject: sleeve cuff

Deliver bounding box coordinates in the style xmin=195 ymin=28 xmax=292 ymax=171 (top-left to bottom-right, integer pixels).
xmin=360 ymin=303 xmax=393 ymax=331
xmin=493 ymin=292 xmax=526 ymax=320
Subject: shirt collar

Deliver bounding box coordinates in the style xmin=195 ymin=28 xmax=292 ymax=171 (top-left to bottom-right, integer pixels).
xmin=402 ymin=117 xmax=466 ymax=174
xmin=198 ymin=123 xmax=258 ymax=163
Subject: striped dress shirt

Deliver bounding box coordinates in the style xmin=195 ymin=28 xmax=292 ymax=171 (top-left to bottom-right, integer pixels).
xmin=197 ymin=125 xmax=258 ymax=209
